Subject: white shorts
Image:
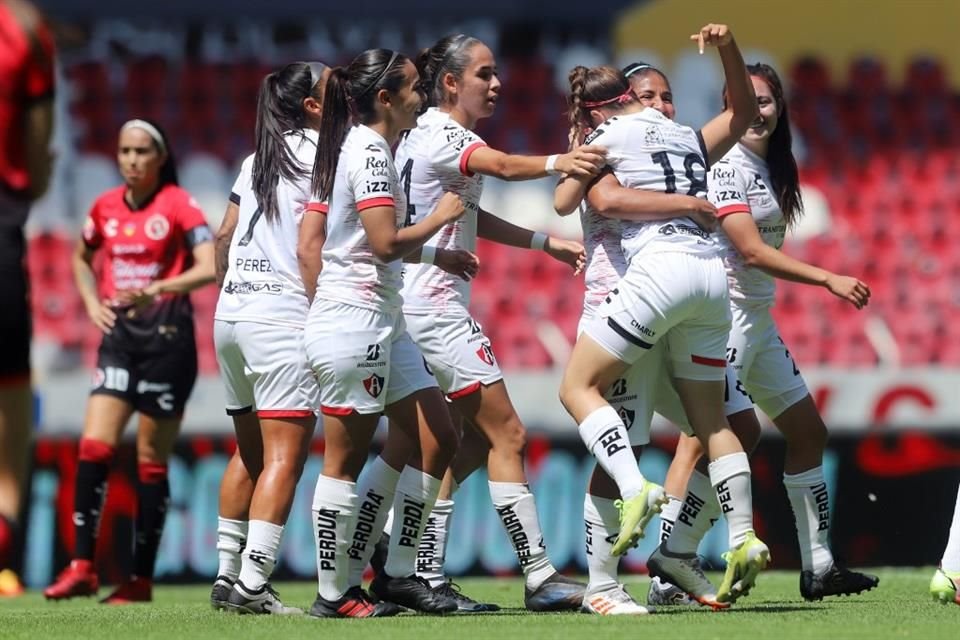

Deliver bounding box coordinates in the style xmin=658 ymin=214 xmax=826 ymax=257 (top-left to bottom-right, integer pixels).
xmin=304 ymin=300 xmax=437 ymax=416
xmin=405 ymin=309 xmax=503 ymax=399
xmin=584 ymin=252 xmax=732 ymax=382
xmin=727 ymin=302 xmax=809 ymax=419
xmin=213 ymin=319 xmax=319 ymax=418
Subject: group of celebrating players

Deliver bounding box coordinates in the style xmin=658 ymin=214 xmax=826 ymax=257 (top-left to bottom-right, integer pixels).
xmin=37 ymin=20 xmax=960 ymax=616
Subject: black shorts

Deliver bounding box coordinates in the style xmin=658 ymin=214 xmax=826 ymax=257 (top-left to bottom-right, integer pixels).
xmin=91 ymin=340 xmax=198 ymax=418
xmin=0 ymin=214 xmax=30 ymax=383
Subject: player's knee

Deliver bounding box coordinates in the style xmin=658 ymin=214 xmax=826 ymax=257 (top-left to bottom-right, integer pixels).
xmin=489 ymin=416 xmax=526 ymax=454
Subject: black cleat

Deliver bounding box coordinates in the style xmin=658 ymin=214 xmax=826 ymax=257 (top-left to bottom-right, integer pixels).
xmin=524 ymin=572 xmax=586 ymax=612
xmin=225 ymin=580 xmax=303 ymax=615
xmin=800 ymin=565 xmax=879 ymax=601
xmin=370 ymin=572 xmax=457 ymax=614
xmin=432 ymin=580 xmax=500 ymax=613
xmin=210 ymin=575 xmax=234 ymax=610
xmin=309 ymin=586 xmax=401 ymax=618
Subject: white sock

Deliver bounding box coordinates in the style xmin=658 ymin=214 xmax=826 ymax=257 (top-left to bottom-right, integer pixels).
xmin=708 ymin=452 xmax=754 ymax=548
xmin=313 ymin=474 xmax=358 ymax=601
xmin=385 ymin=467 xmax=442 ymax=578
xmin=783 ymin=466 xmax=834 ymax=573
xmin=216 ymin=517 xmax=247 ymax=580
xmin=658 ymin=495 xmax=682 ymax=544
xmin=941 ymin=484 xmax=960 ymax=572
xmin=490 ymin=481 xmax=555 ymax=590
xmin=665 ymin=470 xmax=721 ymax=555
xmin=415 ymin=498 xmax=454 ymax=588
xmin=583 ymin=493 xmax=620 ymax=594
xmin=238 ymin=520 xmax=283 ymax=591
xmin=347 ymin=457 xmax=401 ymax=587
xmin=578 ymin=406 xmax=645 ymax=499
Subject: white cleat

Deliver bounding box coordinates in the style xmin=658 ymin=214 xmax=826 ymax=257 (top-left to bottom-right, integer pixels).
xmin=647 ymin=543 xmax=728 ymax=610
xmin=581 ymin=584 xmax=652 ymax=615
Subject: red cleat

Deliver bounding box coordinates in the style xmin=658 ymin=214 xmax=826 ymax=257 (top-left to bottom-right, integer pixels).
xmin=44 ymin=560 xmax=99 ymax=600
xmin=100 ymin=576 xmax=152 ymax=604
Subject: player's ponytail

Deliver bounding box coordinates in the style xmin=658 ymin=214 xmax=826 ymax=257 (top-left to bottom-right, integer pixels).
xmin=567 ymin=66 xmax=589 ymax=144
xmin=568 ymin=65 xmax=631 ymax=142
xmin=742 ymin=63 xmax=803 ymax=226
xmin=312 ymin=49 xmax=408 ymax=203
xmin=417 ymin=34 xmax=482 ymax=108
xmin=253 ymin=61 xmax=326 ymax=223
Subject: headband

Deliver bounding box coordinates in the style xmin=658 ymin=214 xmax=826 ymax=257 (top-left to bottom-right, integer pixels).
xmin=583 ymin=90 xmax=634 ymax=109
xmin=623 ymin=63 xmax=653 ymax=78
xmin=303 ymin=61 xmax=328 ymax=88
xmin=120 ymin=119 xmax=166 ymax=155
xmin=357 ymin=51 xmax=400 ymax=98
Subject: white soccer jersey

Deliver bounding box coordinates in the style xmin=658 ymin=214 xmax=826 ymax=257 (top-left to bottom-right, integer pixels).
xmin=584 ymin=109 xmax=716 ymax=261
xmin=396 ymin=108 xmax=486 ymax=314
xmin=313 ymin=124 xmax=406 ymax=313
xmin=709 ymin=143 xmax=786 ymax=305
xmin=215 ymin=130 xmax=316 ymax=328
xmin=580 ymin=202 xmax=627 ymax=320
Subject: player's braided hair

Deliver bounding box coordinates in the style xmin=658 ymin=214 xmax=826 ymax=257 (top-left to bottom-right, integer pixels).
xmin=725 ymin=63 xmax=804 ymax=226
xmin=312 ymin=49 xmax=408 ymax=202
xmin=567 ymin=65 xmax=633 ymax=146
xmin=254 ymin=61 xmax=326 ymax=223
xmin=416 ymin=34 xmax=482 ymax=109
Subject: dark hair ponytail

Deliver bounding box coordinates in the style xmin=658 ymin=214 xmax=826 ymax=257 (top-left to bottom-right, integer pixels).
xmin=737 ymin=63 xmax=804 ymax=226
xmin=567 ymin=65 xmax=632 ymax=143
xmin=416 ymin=34 xmax=482 ymax=108
xmin=311 ymin=49 xmax=408 ymax=202
xmin=253 ymin=61 xmax=326 ymax=223
xmin=147 ymin=119 xmax=178 ymax=187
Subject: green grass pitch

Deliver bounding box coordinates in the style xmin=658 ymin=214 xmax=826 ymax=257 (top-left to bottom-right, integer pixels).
xmin=2 ymin=568 xmax=955 ymax=640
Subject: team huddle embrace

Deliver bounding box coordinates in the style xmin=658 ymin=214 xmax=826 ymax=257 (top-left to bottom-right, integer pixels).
xmin=46 ymin=23 xmax=887 ymax=616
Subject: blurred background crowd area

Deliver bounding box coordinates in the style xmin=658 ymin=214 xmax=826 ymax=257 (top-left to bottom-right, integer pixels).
xmin=26 ymin=0 xmax=960 ymax=377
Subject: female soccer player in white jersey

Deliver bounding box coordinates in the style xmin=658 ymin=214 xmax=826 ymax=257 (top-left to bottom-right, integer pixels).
xmin=300 ymin=48 xmax=474 ymax=618
xmin=649 ymin=62 xmax=877 ymax=603
xmin=207 ymin=61 xmax=335 ymax=616
xmin=345 ymin=34 xmax=604 ymax=614
xmin=557 ymin=24 xmax=771 ymax=607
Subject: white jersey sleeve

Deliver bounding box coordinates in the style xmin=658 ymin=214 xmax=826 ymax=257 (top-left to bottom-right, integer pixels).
xmin=588 ymin=110 xmax=717 ymax=262
xmin=710 ymin=144 xmax=786 ymax=305
xmin=398 ymin=108 xmax=485 ymax=315
xmin=315 ymin=124 xmax=406 ymax=312
xmin=214 ymin=131 xmax=317 ymax=327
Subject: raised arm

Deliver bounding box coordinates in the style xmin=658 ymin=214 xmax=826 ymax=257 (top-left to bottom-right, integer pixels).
xmin=466 ymin=144 xmax=606 ymax=181
xmin=478 ymin=208 xmax=584 ymax=271
xmin=693 ymin=24 xmax=759 ymax=165
xmin=361 ymin=192 xmax=464 ymax=263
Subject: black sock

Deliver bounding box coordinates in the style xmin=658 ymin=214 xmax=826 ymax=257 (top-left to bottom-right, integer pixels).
xmin=74 ymin=461 xmax=109 ymax=561
xmin=133 ymin=477 xmax=169 ymax=578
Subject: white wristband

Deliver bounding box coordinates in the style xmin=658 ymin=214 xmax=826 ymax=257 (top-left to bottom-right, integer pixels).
xmin=420 ymin=245 xmax=437 ymax=265
xmin=545 ymin=154 xmax=560 ymax=175
xmin=530 ymin=232 xmax=548 ymax=251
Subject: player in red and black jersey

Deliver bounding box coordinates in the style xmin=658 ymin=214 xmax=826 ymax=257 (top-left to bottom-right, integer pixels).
xmin=0 ymin=0 xmax=55 ymax=597
xmin=44 ymin=119 xmax=215 ymax=604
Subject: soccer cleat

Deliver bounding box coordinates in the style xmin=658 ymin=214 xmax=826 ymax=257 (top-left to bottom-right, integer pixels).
xmin=646 ymin=576 xmax=695 ymax=607
xmin=432 ymin=580 xmax=500 ymax=612
xmin=524 ymin=571 xmax=586 ymax=612
xmin=581 ymin=584 xmax=651 ymax=615
xmin=370 ymin=573 xmax=457 ymax=614
xmin=716 ymin=531 xmax=770 ymax=604
xmin=369 ymin=533 xmax=389 ymax=577
xmin=929 ymin=568 xmax=960 ymax=606
xmin=0 ymin=569 xmax=24 ymax=597
xmin=99 ymin=576 xmax=152 ymax=604
xmin=44 ymin=559 xmax=99 ymax=600
xmin=225 ymin=580 xmax=303 ymax=615
xmin=647 ymin=543 xmax=727 ymax=610
xmin=210 ymin=575 xmax=235 ymax=610
xmin=800 ymin=564 xmax=879 ymax=601
xmin=611 ymin=482 xmax=668 ymax=556
xmin=310 ymin=586 xmax=401 ymax=618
